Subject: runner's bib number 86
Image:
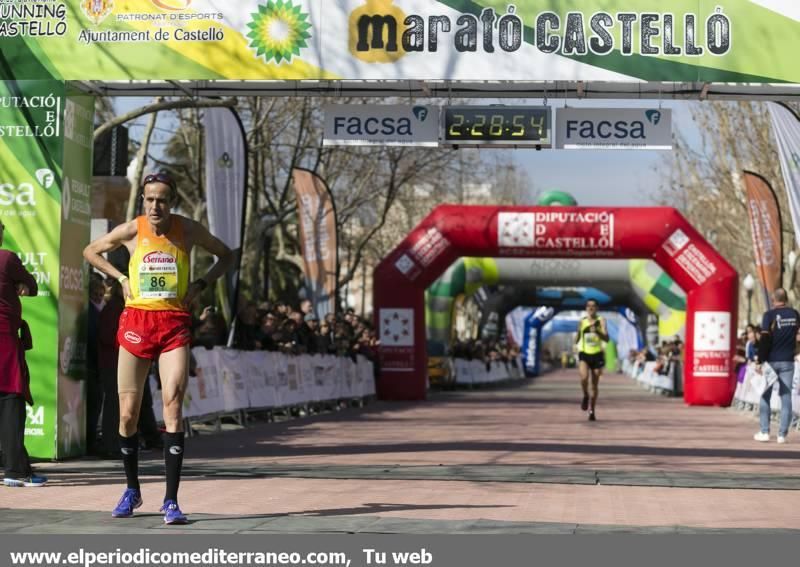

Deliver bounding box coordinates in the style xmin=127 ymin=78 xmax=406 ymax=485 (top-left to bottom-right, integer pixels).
xmin=138 ymin=255 xmax=179 ymax=299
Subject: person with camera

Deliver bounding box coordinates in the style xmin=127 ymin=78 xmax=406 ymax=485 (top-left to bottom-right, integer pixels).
xmin=0 ymin=220 xmax=46 ymax=487
xmin=83 ymin=172 xmax=234 ymax=523
xmin=576 ymin=299 xmax=609 ymax=421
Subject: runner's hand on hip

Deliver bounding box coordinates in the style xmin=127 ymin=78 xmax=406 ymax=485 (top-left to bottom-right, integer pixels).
xmin=121 ymin=279 xmax=133 ymax=300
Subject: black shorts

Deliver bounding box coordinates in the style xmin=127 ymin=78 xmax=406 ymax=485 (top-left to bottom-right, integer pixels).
xmin=579 ymin=352 xmax=605 ymax=370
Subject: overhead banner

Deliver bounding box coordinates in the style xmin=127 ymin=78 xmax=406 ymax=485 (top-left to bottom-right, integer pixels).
xmin=323 ymin=104 xmax=439 ymax=147
xmin=742 ymin=171 xmax=783 ymax=304
xmin=203 ymin=107 xmax=247 ymax=319
xmin=768 ymin=103 xmax=800 ymax=250
xmin=292 ymin=168 xmax=337 ymax=319
xmin=1 ymin=2 xmax=800 ymax=83
xmin=556 ymin=108 xmax=672 ymax=150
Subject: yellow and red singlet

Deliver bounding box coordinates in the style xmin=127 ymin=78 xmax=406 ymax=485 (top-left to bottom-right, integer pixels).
xmin=126 ymin=216 xmax=190 ymax=312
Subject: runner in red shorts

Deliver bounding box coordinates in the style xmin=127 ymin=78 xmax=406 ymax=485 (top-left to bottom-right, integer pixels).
xmin=83 ymin=172 xmax=233 ymax=524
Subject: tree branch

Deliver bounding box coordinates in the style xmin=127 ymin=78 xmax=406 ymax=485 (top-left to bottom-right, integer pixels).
xmin=94 ymin=98 xmax=236 ymax=141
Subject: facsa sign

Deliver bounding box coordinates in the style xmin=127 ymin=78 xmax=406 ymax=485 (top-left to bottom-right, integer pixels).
xmin=323 ymin=104 xmax=439 ymax=147
xmin=556 ymin=108 xmax=672 ymax=150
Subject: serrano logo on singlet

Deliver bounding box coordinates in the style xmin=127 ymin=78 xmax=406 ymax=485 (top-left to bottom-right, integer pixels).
xmin=124 ymin=331 xmax=142 ymax=344
xmin=142 ymin=251 xmax=176 ymax=264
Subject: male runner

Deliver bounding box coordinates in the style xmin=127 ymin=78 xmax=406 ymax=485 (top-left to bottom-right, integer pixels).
xmin=576 ymin=299 xmax=608 ymax=421
xmin=83 ymin=172 xmax=233 ymax=524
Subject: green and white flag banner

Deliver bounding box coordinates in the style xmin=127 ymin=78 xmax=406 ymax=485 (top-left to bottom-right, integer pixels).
xmin=0 ymin=1 xmax=798 ymax=83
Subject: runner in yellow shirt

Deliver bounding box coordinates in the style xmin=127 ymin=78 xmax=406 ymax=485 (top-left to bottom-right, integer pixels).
xmin=576 ymin=299 xmax=608 ymax=421
xmin=84 ymin=172 xmax=234 ymax=524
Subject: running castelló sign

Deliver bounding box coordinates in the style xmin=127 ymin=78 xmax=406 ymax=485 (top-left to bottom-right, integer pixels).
xmin=0 ymin=1 xmax=798 ymax=83
xmin=375 ymin=206 xmax=739 ymax=406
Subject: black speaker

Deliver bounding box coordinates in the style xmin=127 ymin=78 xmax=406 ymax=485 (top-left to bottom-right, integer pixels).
xmin=93 ymin=126 xmax=129 ymax=176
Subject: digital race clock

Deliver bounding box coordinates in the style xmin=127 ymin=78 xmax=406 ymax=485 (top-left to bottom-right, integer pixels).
xmin=442 ymin=106 xmax=552 ymax=147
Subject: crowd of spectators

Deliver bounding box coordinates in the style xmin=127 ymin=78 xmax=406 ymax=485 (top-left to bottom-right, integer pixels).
xmin=195 ymin=298 xmax=380 ymax=362
xmin=734 ymin=324 xmax=761 ymax=369
xmin=627 ymin=337 xmax=684 ymax=377
xmin=450 ymin=338 xmax=520 ymax=365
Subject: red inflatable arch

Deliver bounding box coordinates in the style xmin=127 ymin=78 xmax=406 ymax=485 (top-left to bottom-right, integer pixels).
xmin=373 ymin=206 xmax=739 ymax=406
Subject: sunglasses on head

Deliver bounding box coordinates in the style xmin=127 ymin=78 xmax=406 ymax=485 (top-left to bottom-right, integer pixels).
xmin=143 ymin=172 xmax=176 ymax=191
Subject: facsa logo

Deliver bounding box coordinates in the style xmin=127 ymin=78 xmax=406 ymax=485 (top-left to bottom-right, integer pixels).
xmin=0 ymin=169 xmax=54 ymax=207
xmin=36 ymin=169 xmax=55 ymax=189
xmin=332 ymin=115 xmax=414 ymax=137
xmin=0 ymin=182 xmax=35 ymax=206
xmin=565 ymin=119 xmax=647 ymax=140
xmin=645 ymin=110 xmax=662 ymax=125
xmin=412 ymin=106 xmax=428 ymax=122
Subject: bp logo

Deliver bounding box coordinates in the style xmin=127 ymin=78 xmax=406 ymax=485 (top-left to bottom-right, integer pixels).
xmin=81 ymin=0 xmax=114 ymax=25
xmin=247 ymin=0 xmax=312 ymax=64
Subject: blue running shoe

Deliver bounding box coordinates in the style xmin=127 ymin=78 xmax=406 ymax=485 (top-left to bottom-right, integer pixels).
xmin=160 ymin=500 xmax=188 ymax=525
xmin=111 ymin=488 xmax=142 ymax=518
xmin=3 ymin=474 xmax=47 ymax=487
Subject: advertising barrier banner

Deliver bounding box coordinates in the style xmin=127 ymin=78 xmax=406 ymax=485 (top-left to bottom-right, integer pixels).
xmin=0 ymin=2 xmax=798 ymax=83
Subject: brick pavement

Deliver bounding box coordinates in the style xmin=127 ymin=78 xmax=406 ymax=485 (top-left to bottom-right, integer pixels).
xmin=3 ymin=371 xmax=799 ymax=533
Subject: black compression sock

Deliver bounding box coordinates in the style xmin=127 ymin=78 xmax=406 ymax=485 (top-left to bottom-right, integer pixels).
xmin=163 ymin=432 xmax=185 ymax=503
xmin=119 ymin=433 xmax=140 ymax=491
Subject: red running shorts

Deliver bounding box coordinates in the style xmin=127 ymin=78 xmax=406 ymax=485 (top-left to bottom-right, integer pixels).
xmin=117 ymin=307 xmax=192 ymax=361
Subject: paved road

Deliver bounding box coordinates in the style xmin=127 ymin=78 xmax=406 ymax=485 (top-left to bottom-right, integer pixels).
xmin=4 ymin=371 xmax=799 ymax=533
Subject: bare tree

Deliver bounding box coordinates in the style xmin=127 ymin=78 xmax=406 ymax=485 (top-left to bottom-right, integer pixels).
xmin=118 ymin=96 xmax=534 ymax=310
xmin=659 ymin=101 xmax=800 ymax=315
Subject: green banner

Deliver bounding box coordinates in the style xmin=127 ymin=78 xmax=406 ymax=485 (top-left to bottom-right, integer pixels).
xmin=0 ymin=1 xmax=798 ymax=83
xmin=0 ymin=80 xmax=64 ymax=458
xmin=0 ymin=81 xmax=92 ymax=459
xmin=57 ymin=91 xmax=94 ymax=458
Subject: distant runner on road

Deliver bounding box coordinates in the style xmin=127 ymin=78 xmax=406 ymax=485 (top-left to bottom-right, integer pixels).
xmin=576 ymin=299 xmax=608 ymax=421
